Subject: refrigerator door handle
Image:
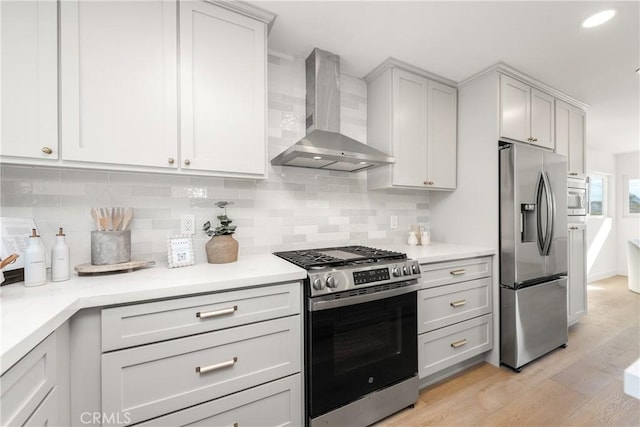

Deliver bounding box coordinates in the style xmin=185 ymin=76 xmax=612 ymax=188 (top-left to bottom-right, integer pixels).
xmin=535 ymin=172 xmax=546 ymax=255
xmin=542 ymin=171 xmax=555 ymax=256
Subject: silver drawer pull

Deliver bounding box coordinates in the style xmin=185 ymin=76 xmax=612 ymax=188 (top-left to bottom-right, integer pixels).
xmin=450 ymin=339 xmax=467 ymax=349
xmin=196 ymin=305 xmax=237 ymax=319
xmin=196 ymin=357 xmax=238 ymax=374
xmin=449 ymin=269 xmax=466 ymax=276
xmin=450 ymin=300 xmax=467 ymax=307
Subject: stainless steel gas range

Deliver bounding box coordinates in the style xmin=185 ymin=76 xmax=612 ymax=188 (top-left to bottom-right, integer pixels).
xmin=274 ymin=246 xmax=421 ymax=427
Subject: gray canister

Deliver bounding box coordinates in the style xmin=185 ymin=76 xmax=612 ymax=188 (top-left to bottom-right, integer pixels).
xmin=91 ymin=230 xmax=131 ymax=265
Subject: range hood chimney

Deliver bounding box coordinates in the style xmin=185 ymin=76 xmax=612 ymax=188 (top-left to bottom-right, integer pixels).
xmin=270 ymin=48 xmax=394 ymax=172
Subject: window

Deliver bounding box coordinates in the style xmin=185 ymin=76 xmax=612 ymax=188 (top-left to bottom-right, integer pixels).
xmin=624 ymin=176 xmax=640 ymax=216
xmin=589 ymin=174 xmax=607 ymax=216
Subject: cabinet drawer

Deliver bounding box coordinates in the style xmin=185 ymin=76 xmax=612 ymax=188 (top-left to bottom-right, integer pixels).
xmin=102 ymin=282 xmax=300 ymax=351
xmin=418 ymin=277 xmax=492 ymax=334
xmin=137 ymin=374 xmax=302 ymax=427
xmin=420 ymin=257 xmax=491 ymax=289
xmin=1 ymin=333 xmax=57 ymax=427
xmin=23 ymin=387 xmax=58 ymax=427
xmin=102 ymin=316 xmax=301 ymax=425
xmin=418 ymin=314 xmax=492 ymax=378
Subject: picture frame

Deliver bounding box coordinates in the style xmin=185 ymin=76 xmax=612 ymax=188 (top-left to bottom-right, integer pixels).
xmin=166 ymin=235 xmax=195 ymax=268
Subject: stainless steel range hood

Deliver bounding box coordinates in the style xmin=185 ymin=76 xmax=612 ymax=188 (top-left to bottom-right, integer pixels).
xmin=271 ymin=48 xmax=394 ymax=172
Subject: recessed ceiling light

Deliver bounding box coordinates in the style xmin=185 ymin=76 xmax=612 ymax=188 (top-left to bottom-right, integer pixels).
xmin=313 ymin=156 xmax=322 ymax=160
xmin=636 ymin=68 xmax=640 ymax=75
xmin=581 ymin=9 xmax=616 ymax=28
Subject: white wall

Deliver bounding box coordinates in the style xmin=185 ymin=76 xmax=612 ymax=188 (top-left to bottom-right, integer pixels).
xmin=616 ymin=151 xmax=640 ymax=275
xmin=585 ymin=147 xmax=617 ymax=282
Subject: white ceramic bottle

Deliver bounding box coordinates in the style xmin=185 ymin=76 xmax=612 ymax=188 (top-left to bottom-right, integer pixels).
xmin=51 ymin=227 xmax=70 ymax=282
xmin=421 ymin=230 xmax=431 ymax=246
xmin=407 ymin=231 xmax=418 ymax=246
xmin=24 ymin=229 xmax=47 ymax=287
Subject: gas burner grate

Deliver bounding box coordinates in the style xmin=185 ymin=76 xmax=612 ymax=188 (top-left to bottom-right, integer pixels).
xmin=274 ymin=245 xmax=406 ymax=269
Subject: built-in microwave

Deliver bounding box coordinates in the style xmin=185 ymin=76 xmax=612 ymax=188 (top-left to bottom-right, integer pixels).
xmin=568 ymin=176 xmax=589 ymax=216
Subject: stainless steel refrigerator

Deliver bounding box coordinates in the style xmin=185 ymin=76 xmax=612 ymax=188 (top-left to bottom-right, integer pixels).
xmin=499 ymin=142 xmax=568 ymax=371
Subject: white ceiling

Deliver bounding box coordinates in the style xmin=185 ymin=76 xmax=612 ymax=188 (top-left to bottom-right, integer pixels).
xmin=253 ymin=0 xmax=640 ymax=155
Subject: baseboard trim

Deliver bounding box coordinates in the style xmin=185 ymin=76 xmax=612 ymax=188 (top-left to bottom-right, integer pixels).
xmin=588 ymin=271 xmax=619 ymax=283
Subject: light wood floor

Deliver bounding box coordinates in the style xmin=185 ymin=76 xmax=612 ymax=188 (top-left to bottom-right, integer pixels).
xmin=376 ymin=275 xmax=640 ymax=427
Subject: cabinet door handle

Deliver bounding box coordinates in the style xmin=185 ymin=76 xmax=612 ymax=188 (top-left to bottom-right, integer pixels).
xmin=449 ymin=269 xmax=466 ymax=276
xmin=569 ymin=172 xmax=578 ymax=176
xmin=450 ymin=339 xmax=467 ymax=349
xmin=196 ymin=357 xmax=237 ymax=374
xmin=532 ymin=138 xmax=538 ymax=142
xmin=184 ymin=159 xmax=191 ymax=166
xmin=196 ymin=305 xmax=237 ymax=319
xmin=41 ymin=146 xmax=53 ymax=155
xmin=527 ymin=137 xmax=534 ymax=142
xmin=168 ymin=157 xmax=175 ymax=165
xmin=450 ymin=299 xmax=467 ymax=307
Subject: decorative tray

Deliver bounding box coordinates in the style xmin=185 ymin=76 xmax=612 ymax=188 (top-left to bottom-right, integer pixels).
xmin=74 ymin=260 xmax=155 ymax=275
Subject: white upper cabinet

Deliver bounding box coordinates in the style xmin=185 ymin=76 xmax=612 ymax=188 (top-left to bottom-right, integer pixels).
xmin=180 ymin=1 xmax=267 ymax=177
xmin=530 ymin=88 xmax=555 ymax=150
xmin=60 ymin=0 xmax=178 ymax=168
xmin=500 ymin=74 xmax=554 ymax=150
xmin=427 ymin=81 xmax=458 ymax=189
xmin=366 ymin=60 xmax=457 ymax=190
xmin=1 ymin=0 xmax=58 ymax=160
xmin=500 ymin=75 xmax=530 ymax=143
xmin=391 ymin=69 xmax=428 ymax=187
xmin=555 ymin=100 xmax=586 ymax=176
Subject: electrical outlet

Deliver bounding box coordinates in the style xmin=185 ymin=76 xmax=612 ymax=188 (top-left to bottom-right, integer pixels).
xmin=181 ymin=215 xmax=195 ymax=235
xmin=390 ymin=215 xmax=398 ymax=229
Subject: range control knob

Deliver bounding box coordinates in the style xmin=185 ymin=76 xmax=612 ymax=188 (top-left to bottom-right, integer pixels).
xmin=326 ymin=276 xmax=338 ymax=288
xmin=392 ymin=267 xmax=402 ymax=277
xmin=312 ymin=277 xmax=324 ymax=290
xmin=411 ymin=264 xmax=419 ymax=274
xmin=402 ymin=266 xmax=410 ymax=276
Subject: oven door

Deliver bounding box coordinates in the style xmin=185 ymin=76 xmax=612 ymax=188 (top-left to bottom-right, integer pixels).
xmin=307 ymin=287 xmax=418 ymax=419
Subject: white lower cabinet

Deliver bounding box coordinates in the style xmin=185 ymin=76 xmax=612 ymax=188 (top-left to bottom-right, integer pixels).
xmin=23 ymin=388 xmax=59 ymax=427
xmin=100 ymin=282 xmax=302 ymax=426
xmin=418 ymin=277 xmax=491 ymax=333
xmin=1 ymin=333 xmax=58 ymax=426
xmin=419 ymin=314 xmax=492 ymax=378
xmin=1 ymin=325 xmax=70 ymax=427
xmin=136 ymin=374 xmax=301 ymax=427
xmin=568 ymin=224 xmax=587 ymax=325
xmin=418 ymin=257 xmax=493 ymax=382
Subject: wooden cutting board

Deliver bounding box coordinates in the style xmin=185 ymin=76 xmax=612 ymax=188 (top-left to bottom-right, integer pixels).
xmin=74 ymin=260 xmax=155 ymax=275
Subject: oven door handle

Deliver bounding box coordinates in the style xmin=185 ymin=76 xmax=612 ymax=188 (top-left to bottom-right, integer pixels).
xmin=308 ymin=282 xmax=421 ymax=311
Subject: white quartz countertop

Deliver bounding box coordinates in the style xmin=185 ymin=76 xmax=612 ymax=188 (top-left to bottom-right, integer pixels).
xmin=0 ymin=254 xmax=306 ymax=374
xmin=389 ymin=242 xmax=496 ymax=264
xmin=0 ymin=242 xmax=495 ymax=374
